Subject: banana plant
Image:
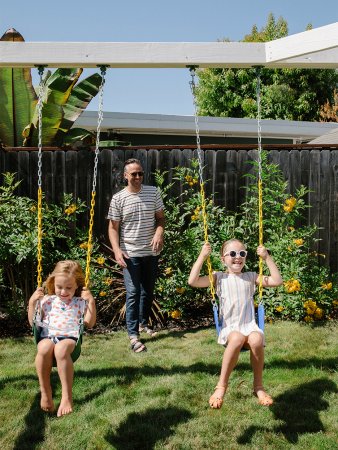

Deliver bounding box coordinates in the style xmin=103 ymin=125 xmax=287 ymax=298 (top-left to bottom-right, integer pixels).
xmin=23 ymin=68 xmax=103 ymax=146
xmin=0 ymin=28 xmax=103 ymax=148
xmin=0 ymin=28 xmax=37 ymax=147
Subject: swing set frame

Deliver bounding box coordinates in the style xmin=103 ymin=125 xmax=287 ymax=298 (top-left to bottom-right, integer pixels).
xmin=3 ymin=21 xmax=337 ymax=344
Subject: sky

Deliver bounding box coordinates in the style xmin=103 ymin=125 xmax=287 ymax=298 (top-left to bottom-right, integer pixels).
xmin=1 ymin=0 xmax=338 ymax=116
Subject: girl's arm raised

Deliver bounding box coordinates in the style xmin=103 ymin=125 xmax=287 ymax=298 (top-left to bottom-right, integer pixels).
xmin=256 ymin=246 xmax=283 ymax=287
xmin=81 ymin=288 xmax=97 ymax=328
xmin=188 ymin=243 xmax=214 ymax=288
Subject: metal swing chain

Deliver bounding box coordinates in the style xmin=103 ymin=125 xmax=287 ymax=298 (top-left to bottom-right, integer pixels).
xmin=36 ymin=66 xmax=45 ymax=288
xmin=256 ymin=67 xmax=264 ymax=300
xmin=189 ymin=67 xmax=216 ymax=301
xmin=84 ymin=66 xmax=107 ymax=288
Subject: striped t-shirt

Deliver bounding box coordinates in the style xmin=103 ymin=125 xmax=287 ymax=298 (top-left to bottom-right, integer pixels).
xmin=107 ymin=185 xmax=164 ymax=257
xmin=215 ymin=271 xmax=263 ymax=345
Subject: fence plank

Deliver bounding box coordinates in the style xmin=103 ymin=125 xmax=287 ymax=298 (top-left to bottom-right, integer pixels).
xmin=308 ymin=150 xmax=321 ymax=255
xmin=330 ymin=150 xmax=338 ymax=272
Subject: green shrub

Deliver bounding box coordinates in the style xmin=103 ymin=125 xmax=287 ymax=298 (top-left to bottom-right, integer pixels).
xmin=0 ymin=172 xmax=124 ymax=323
xmin=155 ymin=154 xmax=338 ymax=323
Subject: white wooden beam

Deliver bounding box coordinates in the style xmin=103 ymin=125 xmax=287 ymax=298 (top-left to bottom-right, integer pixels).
xmin=0 ymin=22 xmax=337 ymax=69
xmin=0 ymin=41 xmax=266 ymax=68
xmin=266 ymin=22 xmax=338 ymax=63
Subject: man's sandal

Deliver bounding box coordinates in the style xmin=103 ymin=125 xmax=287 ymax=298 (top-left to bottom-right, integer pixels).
xmin=130 ymin=338 xmax=147 ymax=353
xmin=253 ymin=386 xmax=273 ymax=406
xmin=139 ymin=326 xmax=157 ymax=337
xmin=209 ymin=385 xmax=227 ymax=409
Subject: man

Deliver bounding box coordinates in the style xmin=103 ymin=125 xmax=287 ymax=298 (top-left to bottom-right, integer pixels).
xmin=107 ymin=158 xmax=165 ymax=353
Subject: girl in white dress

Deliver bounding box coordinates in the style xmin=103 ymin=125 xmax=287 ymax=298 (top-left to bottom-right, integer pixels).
xmin=188 ymin=239 xmax=282 ymax=409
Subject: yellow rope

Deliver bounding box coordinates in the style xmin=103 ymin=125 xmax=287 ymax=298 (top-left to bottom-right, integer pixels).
xmin=37 ymin=187 xmax=43 ymax=287
xmin=258 ymin=178 xmax=264 ymax=299
xmin=85 ymin=191 xmax=96 ymax=288
xmin=199 ymin=182 xmax=216 ymax=300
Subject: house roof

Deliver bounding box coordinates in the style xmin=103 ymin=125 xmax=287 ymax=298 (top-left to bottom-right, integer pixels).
xmin=77 ymin=111 xmax=338 ymax=143
xmin=308 ymin=125 xmax=338 ymax=144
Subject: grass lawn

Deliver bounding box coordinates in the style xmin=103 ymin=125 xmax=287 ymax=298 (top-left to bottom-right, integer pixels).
xmin=0 ymin=321 xmax=337 ymax=450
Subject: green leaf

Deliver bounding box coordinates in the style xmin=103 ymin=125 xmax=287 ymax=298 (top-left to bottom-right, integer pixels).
xmin=0 ymin=29 xmax=37 ymax=147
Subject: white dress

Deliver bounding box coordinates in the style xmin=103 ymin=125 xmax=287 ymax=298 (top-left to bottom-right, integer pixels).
xmin=214 ymin=271 xmax=264 ymax=345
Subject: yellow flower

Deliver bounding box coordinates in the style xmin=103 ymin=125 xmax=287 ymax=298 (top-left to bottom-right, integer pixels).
xmin=185 ymin=175 xmax=193 ymax=182
xmin=171 ymin=310 xmax=181 ymax=319
xmin=304 ymin=315 xmax=313 ymax=323
xmin=104 ymin=277 xmax=113 ymax=285
xmin=294 ymin=238 xmax=304 ymax=246
xmin=164 ymin=267 xmax=173 ymax=276
xmin=303 ymin=299 xmax=317 ymax=315
xmin=176 ymin=287 xmax=186 ymax=294
xmin=314 ymin=308 xmax=324 ymax=320
xmin=288 ymin=226 xmax=295 ymax=231
xmin=64 ymin=204 xmax=77 ymax=215
xmin=30 ymin=205 xmax=37 ymax=212
xmin=276 ymin=306 xmax=284 ymax=312
xmin=192 ymin=178 xmax=198 ymax=184
xmin=321 ymin=282 xmax=332 ymax=290
xmin=332 ymin=299 xmax=338 ymax=307
xmin=284 ymin=205 xmax=293 ymax=213
xmin=284 ymin=278 xmax=301 ymax=293
xmin=283 ymin=197 xmax=297 ymax=213
xmin=157 ymin=286 xmax=163 ymax=292
xmin=191 ymin=215 xmax=198 ymax=221
xmin=99 ymin=291 xmax=107 ymax=297
xmin=96 ymin=257 xmax=105 ymax=265
xmin=79 ymin=242 xmax=88 ymax=249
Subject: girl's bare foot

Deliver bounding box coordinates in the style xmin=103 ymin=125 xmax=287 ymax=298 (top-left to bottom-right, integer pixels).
xmin=253 ymin=386 xmax=273 ymax=406
xmin=40 ymin=390 xmax=55 ymax=413
xmin=57 ymin=398 xmax=73 ymax=417
xmin=209 ymin=384 xmax=227 ymax=409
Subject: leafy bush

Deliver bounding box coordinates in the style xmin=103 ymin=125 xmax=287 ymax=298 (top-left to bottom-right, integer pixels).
xmin=0 ymin=172 xmax=124 ymax=324
xmin=155 ymin=154 xmax=338 ymax=323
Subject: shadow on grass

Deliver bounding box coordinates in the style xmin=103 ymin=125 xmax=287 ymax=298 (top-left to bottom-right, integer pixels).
xmin=237 ymin=378 xmax=338 ymax=445
xmin=105 ymin=406 xmax=193 ymax=450
xmin=3 ymin=355 xmax=337 ymax=446
xmin=12 ymin=373 xmax=58 ymax=450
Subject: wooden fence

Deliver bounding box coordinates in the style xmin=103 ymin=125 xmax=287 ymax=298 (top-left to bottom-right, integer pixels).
xmin=1 ymin=145 xmax=337 ymax=272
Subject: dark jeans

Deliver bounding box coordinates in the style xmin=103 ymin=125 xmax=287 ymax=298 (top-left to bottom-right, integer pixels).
xmin=123 ymin=255 xmax=159 ymax=338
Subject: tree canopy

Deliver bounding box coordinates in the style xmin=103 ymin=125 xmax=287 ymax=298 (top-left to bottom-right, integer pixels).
xmin=195 ymin=14 xmax=338 ymax=122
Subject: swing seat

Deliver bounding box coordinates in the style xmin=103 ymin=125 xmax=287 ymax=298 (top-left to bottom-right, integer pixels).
xmin=32 ymin=322 xmax=83 ymax=365
xmin=213 ymin=301 xmax=265 ymax=351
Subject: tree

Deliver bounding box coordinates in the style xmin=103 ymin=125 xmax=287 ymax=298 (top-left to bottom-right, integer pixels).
xmin=320 ymin=89 xmax=338 ymax=122
xmin=0 ymin=28 xmax=103 ymax=147
xmin=195 ymin=14 xmax=338 ymax=121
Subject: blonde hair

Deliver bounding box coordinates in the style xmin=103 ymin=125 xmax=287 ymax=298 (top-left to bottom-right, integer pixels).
xmin=220 ymin=239 xmax=246 ymax=256
xmin=44 ymin=260 xmax=85 ymax=296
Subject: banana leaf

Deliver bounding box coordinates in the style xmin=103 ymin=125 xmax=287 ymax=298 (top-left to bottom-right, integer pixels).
xmin=54 ymin=73 xmax=103 ymax=146
xmin=0 ymin=29 xmax=37 ymax=147
xmin=62 ymin=128 xmax=96 ymax=145
xmin=25 ymin=69 xmax=102 ymax=147
xmin=24 ymin=68 xmax=83 ymax=146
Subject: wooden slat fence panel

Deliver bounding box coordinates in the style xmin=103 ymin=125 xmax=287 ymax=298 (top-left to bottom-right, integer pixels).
xmin=330 ymin=151 xmax=338 ymax=271
xmin=0 ymin=147 xmax=337 ymax=272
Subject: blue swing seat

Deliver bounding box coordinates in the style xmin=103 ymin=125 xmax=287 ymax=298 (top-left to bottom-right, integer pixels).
xmin=213 ymin=301 xmax=265 ymax=349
